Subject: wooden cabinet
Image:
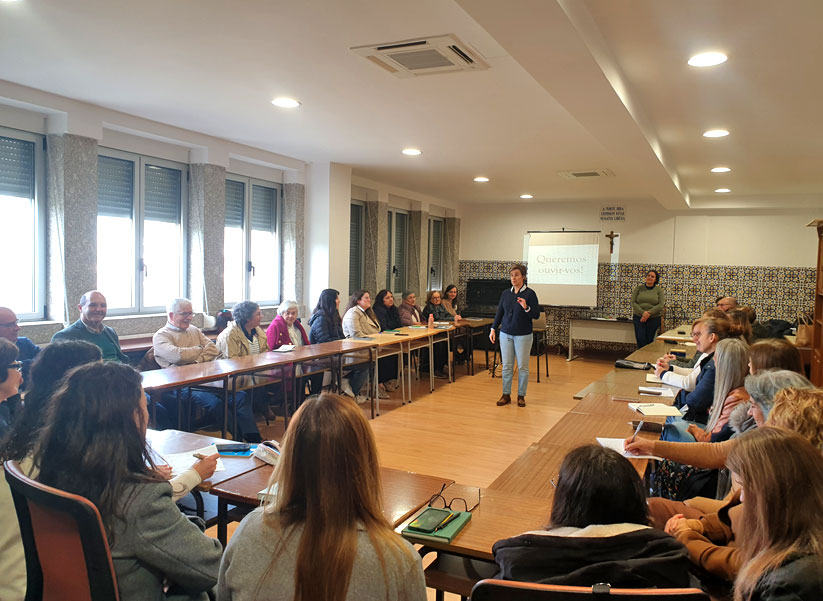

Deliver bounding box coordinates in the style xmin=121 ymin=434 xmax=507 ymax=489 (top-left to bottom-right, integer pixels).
xmin=809 ymin=219 xmax=823 ymax=386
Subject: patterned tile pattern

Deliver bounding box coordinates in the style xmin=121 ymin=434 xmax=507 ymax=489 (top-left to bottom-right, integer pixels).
xmin=458 ymin=260 xmax=816 ymax=352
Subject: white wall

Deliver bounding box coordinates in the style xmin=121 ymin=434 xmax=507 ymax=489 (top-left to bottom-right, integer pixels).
xmin=459 ymin=198 xmax=820 ymax=267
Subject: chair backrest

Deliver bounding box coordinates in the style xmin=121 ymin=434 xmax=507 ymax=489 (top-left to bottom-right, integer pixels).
xmin=471 ymin=580 xmax=709 ymax=601
xmin=3 ymin=460 xmax=120 ymax=601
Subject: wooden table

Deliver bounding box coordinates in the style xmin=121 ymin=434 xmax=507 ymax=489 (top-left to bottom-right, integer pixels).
xmin=453 ymin=317 xmax=495 ymax=376
xmin=488 ymin=443 xmax=566 ymax=497
xmin=396 ymin=485 xmax=551 ymax=561
xmin=209 ymin=464 xmax=453 ymax=545
xmin=657 ymin=325 xmax=693 ymax=343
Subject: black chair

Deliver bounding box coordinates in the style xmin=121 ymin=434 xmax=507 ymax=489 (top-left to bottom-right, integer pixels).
xmin=4 ymin=460 xmax=120 ymax=601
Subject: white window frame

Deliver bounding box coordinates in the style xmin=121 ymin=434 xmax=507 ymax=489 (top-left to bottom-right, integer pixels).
xmin=386 ymin=208 xmax=409 ymax=294
xmin=1 ymin=126 xmax=46 ymax=320
xmin=427 ymin=217 xmax=445 ymax=291
xmin=97 ymin=147 xmax=188 ymax=315
xmin=349 ymin=201 xmax=366 ymax=295
xmin=224 ymin=174 xmax=282 ymax=306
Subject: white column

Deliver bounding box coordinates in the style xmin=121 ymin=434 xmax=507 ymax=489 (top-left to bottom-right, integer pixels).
xmin=304 ymin=162 xmax=352 ymax=308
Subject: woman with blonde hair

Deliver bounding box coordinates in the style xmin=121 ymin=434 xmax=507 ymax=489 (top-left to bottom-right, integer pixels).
xmin=727 ymin=427 xmax=823 ymax=600
xmin=685 ymin=338 xmax=751 ymax=443
xmin=217 ymin=393 xmax=425 ymax=601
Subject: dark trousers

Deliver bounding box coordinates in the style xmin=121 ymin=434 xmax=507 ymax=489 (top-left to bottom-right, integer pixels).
xmin=633 ymin=314 xmax=661 ymax=348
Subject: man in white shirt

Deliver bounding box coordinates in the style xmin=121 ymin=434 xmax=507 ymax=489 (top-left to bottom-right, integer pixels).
xmin=153 ymin=298 xmax=261 ymax=442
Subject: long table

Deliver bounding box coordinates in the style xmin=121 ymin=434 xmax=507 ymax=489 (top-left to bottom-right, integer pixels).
xmin=567 ymin=318 xmax=635 ymax=361
xmin=208 ymin=464 xmax=454 ymax=545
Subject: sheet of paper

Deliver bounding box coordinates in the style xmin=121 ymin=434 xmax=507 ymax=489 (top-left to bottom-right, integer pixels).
xmin=270 ymin=344 xmax=295 ymax=352
xmin=597 ymin=437 xmax=662 ymax=460
xmin=156 ymin=444 xmax=225 ymax=477
xmin=645 ymin=373 xmax=662 ymax=383
xmin=638 ymin=386 xmax=675 ymax=398
xmin=628 ymin=402 xmax=682 ymax=416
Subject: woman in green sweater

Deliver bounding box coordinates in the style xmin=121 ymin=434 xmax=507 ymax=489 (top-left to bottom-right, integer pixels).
xmin=631 ymin=270 xmax=664 ymax=348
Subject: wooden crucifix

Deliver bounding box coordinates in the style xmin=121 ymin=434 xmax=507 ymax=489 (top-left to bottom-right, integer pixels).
xmin=605 ymin=230 xmax=619 ymax=254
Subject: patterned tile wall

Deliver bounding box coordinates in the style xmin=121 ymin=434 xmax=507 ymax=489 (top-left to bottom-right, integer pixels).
xmin=458 ymin=260 xmax=816 ymax=352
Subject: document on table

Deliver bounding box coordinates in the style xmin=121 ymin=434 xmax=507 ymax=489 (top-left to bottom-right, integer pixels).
xmin=628 ymin=402 xmax=683 ymax=416
xmin=597 ymin=437 xmax=662 ymax=460
xmin=157 ymin=444 xmax=225 ymax=477
xmin=270 ymin=344 xmax=295 ymax=352
xmin=638 ymin=386 xmax=675 ymax=398
xmin=645 ymin=373 xmax=663 ymax=383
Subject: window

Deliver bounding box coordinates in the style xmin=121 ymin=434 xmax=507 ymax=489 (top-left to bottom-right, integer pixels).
xmin=427 ymin=217 xmax=444 ymax=291
xmin=97 ymin=150 xmax=187 ymax=313
xmin=0 ymin=128 xmax=45 ymax=319
xmin=224 ymin=175 xmax=281 ymax=305
xmin=349 ymin=202 xmax=365 ymax=294
xmin=386 ymin=209 xmax=408 ymax=293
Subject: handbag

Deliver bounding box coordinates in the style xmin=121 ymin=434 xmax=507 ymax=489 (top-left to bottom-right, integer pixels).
xmin=796 ymin=312 xmax=813 ymax=346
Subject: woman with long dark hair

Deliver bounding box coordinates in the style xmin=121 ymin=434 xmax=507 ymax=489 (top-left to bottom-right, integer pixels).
xmin=308 ymin=289 xmax=368 ymax=401
xmin=372 ymin=289 xmax=400 ymax=394
xmin=493 ymin=444 xmax=690 ymax=588
xmin=32 ymin=362 xmax=222 ymax=600
xmin=217 ymin=393 xmax=425 ymax=600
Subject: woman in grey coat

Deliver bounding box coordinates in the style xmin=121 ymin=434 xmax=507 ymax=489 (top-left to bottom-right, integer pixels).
xmin=32 ymin=361 xmax=222 ymax=601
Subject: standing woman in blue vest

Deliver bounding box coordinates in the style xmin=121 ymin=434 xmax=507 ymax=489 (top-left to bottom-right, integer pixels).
xmin=631 ymin=270 xmax=664 ymax=348
xmin=490 ymin=264 xmax=541 ymax=407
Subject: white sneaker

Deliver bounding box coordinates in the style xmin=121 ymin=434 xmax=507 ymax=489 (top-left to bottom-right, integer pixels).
xmin=340 ymin=379 xmax=355 ymax=398
xmin=378 ymin=388 xmax=390 ymax=400
xmin=355 ymin=395 xmax=369 ymax=405
xmin=386 ymin=379 xmax=400 ymax=391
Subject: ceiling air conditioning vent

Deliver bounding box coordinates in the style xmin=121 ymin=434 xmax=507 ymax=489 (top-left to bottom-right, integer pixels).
xmin=557 ymin=169 xmax=615 ymax=179
xmin=352 ymin=34 xmax=489 ymax=78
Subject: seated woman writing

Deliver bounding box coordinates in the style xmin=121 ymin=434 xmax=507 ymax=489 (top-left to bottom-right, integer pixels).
xmin=217 ymin=393 xmax=426 ymax=600
xmin=492 ymin=444 xmax=691 ymax=588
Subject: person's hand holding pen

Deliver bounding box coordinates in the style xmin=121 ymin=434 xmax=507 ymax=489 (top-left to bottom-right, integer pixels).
xmin=654 ymin=358 xmax=669 ymax=379
xmin=624 ymin=435 xmax=655 ymax=456
xmin=192 ymin=452 xmax=219 ymax=481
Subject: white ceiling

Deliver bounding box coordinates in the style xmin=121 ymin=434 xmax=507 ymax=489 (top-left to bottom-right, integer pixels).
xmin=0 ymin=0 xmax=820 ymax=209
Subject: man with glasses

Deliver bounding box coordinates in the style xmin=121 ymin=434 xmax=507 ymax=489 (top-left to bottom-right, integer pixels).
xmin=0 ymin=306 xmax=40 ymax=385
xmin=51 ymin=290 xmax=130 ymax=363
xmin=153 ymin=298 xmax=261 ymax=442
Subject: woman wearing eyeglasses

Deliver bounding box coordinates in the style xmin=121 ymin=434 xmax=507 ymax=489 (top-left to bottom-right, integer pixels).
xmin=0 ymin=339 xmax=22 ymax=440
xmin=492 ymin=444 xmax=691 ymax=588
xmin=217 ymin=393 xmax=426 ymax=601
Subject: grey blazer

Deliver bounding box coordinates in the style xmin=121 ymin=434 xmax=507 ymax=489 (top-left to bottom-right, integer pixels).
xmin=111 ymin=481 xmax=222 ymax=601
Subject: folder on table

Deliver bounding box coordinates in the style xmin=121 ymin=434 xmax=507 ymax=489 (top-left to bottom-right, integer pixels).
xmin=638 ymin=386 xmax=675 ymax=398
xmin=401 ymin=510 xmax=472 ymax=543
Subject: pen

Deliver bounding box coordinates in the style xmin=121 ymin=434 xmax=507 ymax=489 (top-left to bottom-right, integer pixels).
xmin=435 ymin=512 xmax=457 ymax=531
xmin=193 ymin=452 xmax=208 ymax=459
xmin=631 ymin=420 xmax=645 ymax=443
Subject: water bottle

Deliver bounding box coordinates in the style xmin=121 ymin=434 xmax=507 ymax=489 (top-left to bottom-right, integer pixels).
xmin=428 ymin=313 xmax=434 ymax=328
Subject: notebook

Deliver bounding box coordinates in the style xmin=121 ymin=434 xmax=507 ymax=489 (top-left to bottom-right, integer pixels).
xmin=645 ymin=373 xmax=663 ymax=383
xmin=638 ymin=386 xmax=675 ymax=398
xmin=270 ymin=344 xmax=295 ymax=352
xmin=401 ymin=510 xmax=472 ymax=543
xmin=597 ymin=437 xmax=662 ymax=461
xmin=628 ymin=402 xmax=682 ymax=416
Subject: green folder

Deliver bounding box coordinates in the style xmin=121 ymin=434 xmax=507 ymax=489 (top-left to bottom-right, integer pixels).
xmin=401 ymin=510 xmax=472 ymax=543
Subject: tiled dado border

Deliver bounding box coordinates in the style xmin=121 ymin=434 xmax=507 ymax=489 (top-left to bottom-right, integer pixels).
xmin=458 ymin=260 xmax=816 ymax=352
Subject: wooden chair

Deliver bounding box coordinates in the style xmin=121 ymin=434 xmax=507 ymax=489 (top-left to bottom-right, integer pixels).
xmin=470 ymin=579 xmax=709 ymax=601
xmin=4 ymin=460 xmax=120 ymax=601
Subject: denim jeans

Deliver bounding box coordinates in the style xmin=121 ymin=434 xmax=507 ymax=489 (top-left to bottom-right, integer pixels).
xmin=160 ymin=388 xmax=258 ymax=439
xmin=499 ymin=332 xmax=532 ymax=397
xmin=633 ymin=314 xmax=662 ymax=348
xmin=661 ymin=416 xmax=703 ymax=442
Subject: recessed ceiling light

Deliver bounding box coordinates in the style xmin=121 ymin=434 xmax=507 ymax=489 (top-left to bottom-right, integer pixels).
xmin=711 ymin=167 xmax=731 ymax=173
xmin=473 ymin=176 xmax=489 ymax=182
xmin=715 ymin=188 xmax=731 ymax=193
xmin=271 ymin=97 xmax=301 ymax=108
xmin=688 ymin=52 xmax=728 ymax=67
xmin=703 ymin=129 xmax=729 ymax=138
xmin=401 ymin=148 xmax=422 ymax=156
xmin=520 ymin=194 xmax=533 ymax=199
